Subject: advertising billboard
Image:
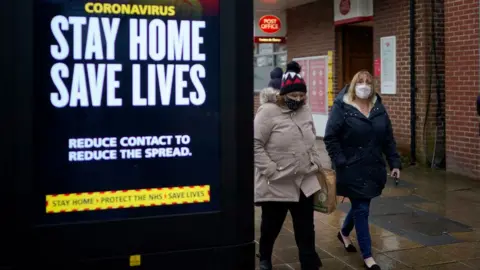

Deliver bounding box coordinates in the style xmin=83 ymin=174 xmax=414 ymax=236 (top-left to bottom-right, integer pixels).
xmin=33 ymin=0 xmax=220 ymax=225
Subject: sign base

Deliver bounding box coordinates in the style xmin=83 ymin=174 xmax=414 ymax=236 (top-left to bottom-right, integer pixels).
xmin=12 ymin=243 xmax=255 ymax=270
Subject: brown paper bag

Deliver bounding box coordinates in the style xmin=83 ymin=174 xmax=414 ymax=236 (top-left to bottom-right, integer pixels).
xmin=313 ymin=170 xmax=337 ymax=214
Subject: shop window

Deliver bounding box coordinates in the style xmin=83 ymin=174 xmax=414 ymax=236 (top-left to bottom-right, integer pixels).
xmin=255 ymin=55 xmax=274 ymax=67
xmin=274 ymin=44 xmax=287 ymax=53
xmin=253 ymin=43 xmax=288 ymax=90
xmin=253 ymin=43 xmax=287 ymax=69
xmin=259 ymin=44 xmax=274 ymax=54
xmin=275 ymin=54 xmax=287 ymax=69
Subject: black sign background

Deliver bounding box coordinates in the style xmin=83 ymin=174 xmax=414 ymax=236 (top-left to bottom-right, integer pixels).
xmin=33 ymin=0 xmax=220 ymax=225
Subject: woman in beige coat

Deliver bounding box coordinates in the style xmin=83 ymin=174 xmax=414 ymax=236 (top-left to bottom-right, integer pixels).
xmin=254 ymin=62 xmax=323 ymax=270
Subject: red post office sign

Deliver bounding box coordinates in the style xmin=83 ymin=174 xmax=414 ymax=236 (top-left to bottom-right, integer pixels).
xmin=258 ymin=15 xmax=281 ymax=34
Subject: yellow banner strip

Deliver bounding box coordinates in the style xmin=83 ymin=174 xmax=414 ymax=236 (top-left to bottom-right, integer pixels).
xmin=327 ymin=50 xmax=334 ymax=107
xmin=46 ymin=185 xmax=210 ymax=214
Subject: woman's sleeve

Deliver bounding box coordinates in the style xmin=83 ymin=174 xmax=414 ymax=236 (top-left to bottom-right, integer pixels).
xmin=254 ymin=106 xmax=277 ymax=177
xmin=323 ymin=102 xmax=347 ymax=168
xmin=383 ymin=112 xmax=402 ymax=170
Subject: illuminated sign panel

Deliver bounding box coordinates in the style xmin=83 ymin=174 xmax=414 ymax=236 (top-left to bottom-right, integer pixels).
xmin=258 ymin=15 xmax=281 ymax=34
xmin=254 ymin=11 xmax=286 ymax=44
xmin=33 ymin=0 xmax=220 ymax=224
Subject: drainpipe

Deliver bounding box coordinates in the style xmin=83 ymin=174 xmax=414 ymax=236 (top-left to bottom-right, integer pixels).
xmin=409 ymin=0 xmax=417 ymax=165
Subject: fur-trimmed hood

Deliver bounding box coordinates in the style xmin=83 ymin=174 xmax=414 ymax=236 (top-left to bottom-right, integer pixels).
xmin=259 ymin=87 xmax=279 ymax=105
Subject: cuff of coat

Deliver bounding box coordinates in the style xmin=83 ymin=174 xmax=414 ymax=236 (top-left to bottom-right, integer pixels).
xmin=389 ymin=160 xmax=402 ymax=170
xmin=264 ymin=162 xmax=277 ymax=178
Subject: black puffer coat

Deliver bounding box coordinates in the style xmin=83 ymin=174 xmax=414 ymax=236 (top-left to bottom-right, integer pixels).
xmin=324 ymin=86 xmax=401 ymax=199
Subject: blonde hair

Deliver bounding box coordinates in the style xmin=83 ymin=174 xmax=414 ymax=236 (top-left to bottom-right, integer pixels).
xmin=346 ymin=70 xmax=376 ymax=104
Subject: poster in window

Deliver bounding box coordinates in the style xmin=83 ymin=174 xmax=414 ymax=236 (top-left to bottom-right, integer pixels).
xmin=380 ymin=36 xmax=396 ymax=94
xmin=296 ymin=59 xmax=309 ymax=92
xmin=308 ymin=58 xmax=327 ymax=114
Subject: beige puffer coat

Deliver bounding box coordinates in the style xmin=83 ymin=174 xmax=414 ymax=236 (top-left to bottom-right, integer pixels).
xmin=254 ymin=88 xmax=322 ymax=203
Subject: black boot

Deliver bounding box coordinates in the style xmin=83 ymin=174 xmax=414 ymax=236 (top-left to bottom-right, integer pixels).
xmin=259 ymin=260 xmax=272 ymax=270
xmin=300 ymin=254 xmax=323 ymax=270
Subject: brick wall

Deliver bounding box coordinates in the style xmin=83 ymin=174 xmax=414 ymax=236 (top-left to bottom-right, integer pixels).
xmin=444 ymin=0 xmax=480 ymax=179
xmin=286 ymin=0 xmax=336 ymax=87
xmin=373 ymin=0 xmax=410 ymax=159
xmin=373 ymin=0 xmax=413 ymax=158
xmin=373 ymin=0 xmax=446 ymax=165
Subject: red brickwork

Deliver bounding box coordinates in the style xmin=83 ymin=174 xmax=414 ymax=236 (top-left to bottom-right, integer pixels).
xmin=373 ymin=0 xmax=446 ymax=165
xmin=286 ymin=1 xmax=336 ymax=89
xmin=444 ymin=0 xmax=480 ymax=178
xmin=373 ymin=0 xmax=414 ymax=155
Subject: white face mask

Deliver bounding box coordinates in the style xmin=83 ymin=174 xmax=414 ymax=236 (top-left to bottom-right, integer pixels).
xmin=355 ymin=84 xmax=372 ymax=99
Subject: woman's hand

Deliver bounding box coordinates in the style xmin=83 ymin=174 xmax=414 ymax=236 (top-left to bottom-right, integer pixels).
xmin=391 ymin=168 xmax=401 ymax=178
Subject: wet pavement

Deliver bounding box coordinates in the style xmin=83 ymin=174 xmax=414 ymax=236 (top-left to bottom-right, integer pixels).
xmin=254 ymin=141 xmax=480 ymax=269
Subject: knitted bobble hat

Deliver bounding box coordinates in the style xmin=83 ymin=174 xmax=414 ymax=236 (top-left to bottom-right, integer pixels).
xmin=280 ymin=61 xmax=306 ymax=95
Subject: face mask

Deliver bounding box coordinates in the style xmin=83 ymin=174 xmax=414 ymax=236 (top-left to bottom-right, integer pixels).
xmin=355 ymin=84 xmax=372 ymax=99
xmin=284 ymin=97 xmax=305 ymax=111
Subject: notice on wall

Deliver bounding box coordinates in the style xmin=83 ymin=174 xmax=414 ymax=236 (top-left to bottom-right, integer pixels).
xmin=296 ymin=59 xmax=309 ymax=93
xmin=293 ymin=56 xmax=330 ymax=137
xmin=308 ymin=58 xmax=328 ymax=114
xmin=296 ymin=59 xmax=307 ymax=81
xmin=292 ymin=57 xmax=328 ymax=115
xmin=380 ymin=36 xmax=397 ymax=94
xmin=34 ymin=0 xmax=220 ymax=225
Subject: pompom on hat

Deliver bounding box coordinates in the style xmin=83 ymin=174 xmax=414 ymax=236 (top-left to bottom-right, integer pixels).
xmin=286 ymin=61 xmax=301 ymax=74
xmin=280 ymin=61 xmax=307 ymax=95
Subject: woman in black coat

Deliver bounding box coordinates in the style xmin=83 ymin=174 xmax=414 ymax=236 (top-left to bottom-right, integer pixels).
xmin=324 ymin=70 xmax=401 ymax=270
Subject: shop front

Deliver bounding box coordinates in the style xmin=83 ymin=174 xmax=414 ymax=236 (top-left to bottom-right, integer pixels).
xmin=253 ymin=8 xmax=288 ymax=91
xmin=254 ymin=0 xmax=479 ymax=179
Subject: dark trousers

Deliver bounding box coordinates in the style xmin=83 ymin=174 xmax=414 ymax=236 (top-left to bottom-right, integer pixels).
xmin=259 ymin=193 xmax=321 ymax=269
xmin=341 ymin=198 xmax=372 ymax=259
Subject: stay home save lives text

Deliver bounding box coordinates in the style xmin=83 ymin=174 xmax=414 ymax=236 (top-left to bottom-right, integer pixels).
xmin=33 ymin=0 xmax=220 ymax=224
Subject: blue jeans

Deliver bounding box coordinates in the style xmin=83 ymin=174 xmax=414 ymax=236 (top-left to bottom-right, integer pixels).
xmin=340 ymin=198 xmax=372 ymax=259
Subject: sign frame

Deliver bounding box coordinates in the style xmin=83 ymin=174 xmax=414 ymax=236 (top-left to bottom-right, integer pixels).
xmin=292 ymin=56 xmax=329 ymax=115
xmin=380 ymin=35 xmax=397 ymax=95
xmin=6 ymin=0 xmax=254 ymax=269
xmin=254 ymin=10 xmax=286 ymax=44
